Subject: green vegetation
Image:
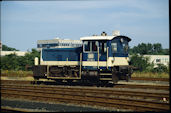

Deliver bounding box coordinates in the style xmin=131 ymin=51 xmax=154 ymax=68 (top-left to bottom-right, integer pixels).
xmin=1 ymin=46 xmax=40 ymax=77
xmin=0 ymin=48 xmax=40 ymax=71
xmin=129 ymin=54 xmax=151 ymax=72
xmin=129 ymin=43 xmax=169 ymax=55
xmin=2 ymin=44 xmax=19 ymax=51
xmin=1 ymin=70 xmax=33 ymax=77
xmin=132 ymin=72 xmax=169 ymax=78
xmin=128 ymin=42 xmax=169 ymax=78
xmin=129 ymin=54 xmax=169 ymax=73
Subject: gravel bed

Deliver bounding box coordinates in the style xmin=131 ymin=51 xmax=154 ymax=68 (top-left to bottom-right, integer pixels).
xmin=1 ymin=98 xmax=121 ymax=112
xmin=118 ymin=80 xmax=169 ymax=86
xmin=39 ymin=83 xmax=169 ymax=94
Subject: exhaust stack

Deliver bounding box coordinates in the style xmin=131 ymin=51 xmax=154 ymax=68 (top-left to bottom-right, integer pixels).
xmin=101 ymin=31 xmax=107 ymax=36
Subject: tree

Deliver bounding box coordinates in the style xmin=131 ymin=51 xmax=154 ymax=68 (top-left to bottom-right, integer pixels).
xmin=0 ymin=54 xmax=20 ymax=70
xmin=153 ymin=43 xmax=162 ymax=54
xmin=161 ymin=48 xmax=169 ymax=55
xmin=129 ymin=43 xmax=150 ymax=55
xmin=0 ymin=49 xmax=40 ymax=71
xmin=146 ymin=43 xmax=153 ymax=54
xmin=24 ymin=49 xmax=40 ymax=67
xmin=129 ymin=43 xmax=169 ymax=55
xmin=2 ymin=44 xmax=19 ymax=51
xmin=129 ymin=54 xmax=152 ymax=72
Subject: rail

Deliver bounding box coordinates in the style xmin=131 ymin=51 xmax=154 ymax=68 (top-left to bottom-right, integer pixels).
xmin=1 ymin=84 xmax=169 ymax=111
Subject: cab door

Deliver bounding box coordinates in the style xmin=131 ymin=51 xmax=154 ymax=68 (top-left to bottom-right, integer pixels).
xmin=99 ymin=41 xmax=107 ymax=61
xmin=82 ymin=41 xmax=98 ymax=69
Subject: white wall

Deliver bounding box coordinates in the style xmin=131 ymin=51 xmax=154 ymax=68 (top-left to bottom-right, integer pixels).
xmin=0 ymin=51 xmax=29 ymax=56
xmin=143 ymin=55 xmax=169 ymax=67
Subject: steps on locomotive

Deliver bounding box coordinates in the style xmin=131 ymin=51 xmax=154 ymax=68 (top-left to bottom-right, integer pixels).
xmin=99 ymin=72 xmax=112 ymax=81
xmin=99 ymin=73 xmax=112 ymax=75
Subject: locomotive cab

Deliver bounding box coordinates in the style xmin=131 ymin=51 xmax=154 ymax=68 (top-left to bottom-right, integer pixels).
xmin=80 ymin=32 xmax=132 ymax=83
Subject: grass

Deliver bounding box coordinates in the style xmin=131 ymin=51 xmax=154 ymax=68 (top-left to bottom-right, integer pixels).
xmin=132 ymin=71 xmax=169 ymax=78
xmin=1 ymin=70 xmax=33 ymax=77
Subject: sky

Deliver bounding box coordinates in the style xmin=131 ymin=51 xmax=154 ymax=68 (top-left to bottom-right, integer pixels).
xmin=1 ymin=0 xmax=169 ymax=51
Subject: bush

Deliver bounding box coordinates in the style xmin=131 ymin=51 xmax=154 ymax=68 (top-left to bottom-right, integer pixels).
xmin=0 ymin=49 xmax=40 ymax=71
xmin=152 ymin=64 xmax=169 ymax=73
xmin=129 ymin=54 xmax=152 ymax=72
xmin=129 ymin=54 xmax=169 ymax=73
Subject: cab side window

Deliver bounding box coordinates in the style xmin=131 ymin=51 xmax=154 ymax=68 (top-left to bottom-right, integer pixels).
xmin=84 ymin=41 xmax=90 ymax=52
xmin=111 ymin=43 xmax=117 ymax=52
xmin=84 ymin=41 xmax=98 ymax=52
xmin=92 ymin=41 xmax=98 ymax=51
xmin=99 ymin=41 xmax=107 ymax=53
xmin=123 ymin=43 xmax=128 ymax=53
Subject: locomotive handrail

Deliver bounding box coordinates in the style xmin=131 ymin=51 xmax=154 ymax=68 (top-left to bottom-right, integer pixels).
xmin=107 ymin=47 xmax=109 ymax=69
xmin=79 ymin=52 xmax=82 ymax=78
xmin=98 ymin=47 xmax=99 ymax=69
xmin=46 ymin=65 xmax=49 ymax=77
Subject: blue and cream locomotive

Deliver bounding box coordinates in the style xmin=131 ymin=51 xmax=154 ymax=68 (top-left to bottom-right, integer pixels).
xmin=33 ymin=31 xmax=133 ymax=84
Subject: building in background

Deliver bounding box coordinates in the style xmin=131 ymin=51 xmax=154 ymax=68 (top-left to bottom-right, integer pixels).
xmin=0 ymin=41 xmax=29 ymax=56
xmin=1 ymin=51 xmax=28 ymax=56
xmin=37 ymin=37 xmax=82 ymax=51
xmin=143 ymin=55 xmax=169 ymax=68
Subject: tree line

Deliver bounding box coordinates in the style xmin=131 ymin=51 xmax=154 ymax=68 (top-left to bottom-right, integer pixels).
xmin=2 ymin=45 xmax=19 ymax=51
xmin=0 ymin=43 xmax=169 ymax=73
xmin=129 ymin=43 xmax=169 ymax=55
xmin=1 ymin=46 xmax=40 ymax=71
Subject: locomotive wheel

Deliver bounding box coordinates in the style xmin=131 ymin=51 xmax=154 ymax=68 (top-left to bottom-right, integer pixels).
xmin=62 ymin=67 xmax=68 ymax=77
xmin=100 ymin=81 xmax=108 ymax=87
xmin=112 ymin=74 xmax=119 ymax=84
xmin=126 ymin=75 xmax=131 ymax=82
xmin=67 ymin=80 xmax=73 ymax=85
xmin=34 ymin=76 xmax=39 ymax=80
xmin=112 ymin=67 xmax=119 ymax=84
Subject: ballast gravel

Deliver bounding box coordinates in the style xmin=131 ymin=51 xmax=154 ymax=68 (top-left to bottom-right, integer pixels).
xmin=1 ymin=98 xmax=117 ymax=112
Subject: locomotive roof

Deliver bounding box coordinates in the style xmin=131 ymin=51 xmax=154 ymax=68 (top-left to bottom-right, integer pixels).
xmin=80 ymin=35 xmax=131 ymax=41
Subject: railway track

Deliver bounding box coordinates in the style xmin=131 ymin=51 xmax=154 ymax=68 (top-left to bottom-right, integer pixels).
xmin=1 ymin=84 xmax=169 ymax=111
xmin=1 ymin=79 xmax=169 ymax=91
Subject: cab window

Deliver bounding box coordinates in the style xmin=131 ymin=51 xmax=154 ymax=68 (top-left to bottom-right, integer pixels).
xmin=121 ymin=37 xmax=128 ymax=53
xmin=92 ymin=41 xmax=98 ymax=51
xmin=99 ymin=41 xmax=107 ymax=53
xmin=123 ymin=43 xmax=128 ymax=53
xmin=84 ymin=41 xmax=90 ymax=52
xmin=84 ymin=41 xmax=98 ymax=52
xmin=111 ymin=43 xmax=117 ymax=52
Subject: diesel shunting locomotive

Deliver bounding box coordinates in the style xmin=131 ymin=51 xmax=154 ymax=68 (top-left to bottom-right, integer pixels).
xmin=33 ymin=31 xmax=133 ymax=84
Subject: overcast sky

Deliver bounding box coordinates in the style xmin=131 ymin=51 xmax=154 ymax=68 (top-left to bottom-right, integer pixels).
xmin=1 ymin=0 xmax=169 ymax=51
